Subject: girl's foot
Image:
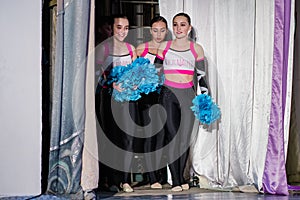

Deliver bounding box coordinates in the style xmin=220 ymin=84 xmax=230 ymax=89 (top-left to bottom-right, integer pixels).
xmin=181 ymin=183 xmax=189 ymax=190
xmin=150 ymin=182 xmax=163 ymax=189
xmin=121 ymin=183 xmax=133 ymax=193
xmin=171 ymin=186 xmax=183 ymax=192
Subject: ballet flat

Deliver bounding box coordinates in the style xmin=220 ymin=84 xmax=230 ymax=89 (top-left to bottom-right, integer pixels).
xmin=150 ymin=182 xmax=163 ymax=189
xmin=121 ymin=183 xmax=133 ymax=193
xmin=171 ymin=186 xmax=183 ymax=192
xmin=181 ymin=183 xmax=189 ymax=190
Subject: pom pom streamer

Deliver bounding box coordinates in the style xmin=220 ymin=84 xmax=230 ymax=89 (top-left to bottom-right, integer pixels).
xmin=108 ymin=57 xmax=164 ymax=102
xmin=190 ymin=94 xmax=221 ymax=125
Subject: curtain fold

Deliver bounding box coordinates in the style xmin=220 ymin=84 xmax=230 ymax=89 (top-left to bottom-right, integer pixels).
xmin=262 ymin=0 xmax=293 ymax=195
xmin=81 ymin=0 xmax=99 ymax=192
xmin=283 ymin=0 xmax=295 ymax=158
xmin=251 ymin=0 xmax=275 ymax=191
xmin=158 ymin=0 xmax=184 ymax=30
xmin=47 ymin=0 xmax=90 ymax=196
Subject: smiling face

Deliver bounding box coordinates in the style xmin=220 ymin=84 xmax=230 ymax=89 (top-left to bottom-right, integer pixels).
xmin=172 ymin=15 xmax=191 ymax=39
xmin=113 ymin=17 xmax=129 ymax=42
xmin=150 ymin=21 xmax=168 ymax=43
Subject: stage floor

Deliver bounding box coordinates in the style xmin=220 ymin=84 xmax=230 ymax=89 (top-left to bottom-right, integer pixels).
xmin=96 ymin=185 xmax=300 ymax=200
xmin=2 ymin=184 xmax=300 ymax=200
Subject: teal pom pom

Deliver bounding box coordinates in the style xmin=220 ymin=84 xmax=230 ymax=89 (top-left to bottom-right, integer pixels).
xmin=109 ymin=57 xmax=164 ymax=102
xmin=190 ymin=94 xmax=221 ymax=125
xmin=107 ymin=64 xmax=132 ymax=85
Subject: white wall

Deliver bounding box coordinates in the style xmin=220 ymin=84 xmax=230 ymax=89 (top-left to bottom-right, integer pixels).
xmin=0 ymin=1 xmax=42 ymax=196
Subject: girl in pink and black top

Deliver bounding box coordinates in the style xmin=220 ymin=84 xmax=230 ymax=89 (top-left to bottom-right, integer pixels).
xmin=154 ymin=13 xmax=209 ymax=192
xmin=136 ymin=16 xmax=169 ymax=189
xmin=136 ymin=16 xmax=169 ymax=63
xmin=95 ymin=14 xmax=137 ymax=193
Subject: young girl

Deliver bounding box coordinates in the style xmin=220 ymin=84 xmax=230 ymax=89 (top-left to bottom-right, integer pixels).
xmin=95 ymin=14 xmax=137 ymax=193
xmin=136 ymin=16 xmax=169 ymax=63
xmin=135 ymin=16 xmax=169 ymax=189
xmin=154 ymin=13 xmax=209 ymax=192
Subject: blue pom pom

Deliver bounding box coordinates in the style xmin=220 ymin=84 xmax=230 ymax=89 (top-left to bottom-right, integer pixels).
xmin=190 ymin=94 xmax=221 ymax=125
xmin=109 ymin=57 xmax=164 ymax=102
xmin=107 ymin=64 xmax=132 ymax=85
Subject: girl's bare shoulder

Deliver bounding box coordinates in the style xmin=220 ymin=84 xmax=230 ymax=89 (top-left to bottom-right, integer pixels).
xmin=193 ymin=42 xmax=204 ymax=58
xmin=157 ymin=41 xmax=169 ymax=53
xmin=136 ymin=42 xmax=146 ymax=56
xmin=159 ymin=41 xmax=169 ymax=49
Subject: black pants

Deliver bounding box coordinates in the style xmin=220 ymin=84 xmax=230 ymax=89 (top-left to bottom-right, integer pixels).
xmin=96 ymin=85 xmax=138 ymax=186
xmin=159 ymin=86 xmax=195 ymax=187
xmin=136 ymin=92 xmax=166 ymax=184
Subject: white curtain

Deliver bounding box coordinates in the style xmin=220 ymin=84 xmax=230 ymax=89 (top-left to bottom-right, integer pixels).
xmin=159 ymin=0 xmax=295 ymax=194
xmin=81 ymin=0 xmax=99 ymax=192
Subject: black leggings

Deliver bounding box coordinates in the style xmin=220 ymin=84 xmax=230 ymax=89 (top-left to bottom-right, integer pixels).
xmin=137 ymin=92 xmax=166 ymax=184
xmin=159 ymin=86 xmax=195 ymax=187
xmin=96 ymin=86 xmax=137 ymax=185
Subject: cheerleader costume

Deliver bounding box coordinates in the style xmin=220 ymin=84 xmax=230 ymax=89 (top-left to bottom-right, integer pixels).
xmin=154 ymin=41 xmax=208 ymax=188
xmin=136 ymin=42 xmax=166 ymax=185
xmin=95 ymin=42 xmax=137 ymax=188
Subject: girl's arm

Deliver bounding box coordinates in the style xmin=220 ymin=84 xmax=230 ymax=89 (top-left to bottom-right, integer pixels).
xmin=135 ymin=43 xmax=146 ymax=57
xmin=154 ymin=41 xmax=168 ymax=74
xmin=194 ymin=43 xmax=209 ymax=94
xmin=95 ymin=44 xmax=108 ymax=86
xmin=130 ymin=44 xmax=137 ymax=61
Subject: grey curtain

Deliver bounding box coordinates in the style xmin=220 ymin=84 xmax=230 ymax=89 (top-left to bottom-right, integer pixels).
xmin=47 ymin=0 xmax=90 ymax=196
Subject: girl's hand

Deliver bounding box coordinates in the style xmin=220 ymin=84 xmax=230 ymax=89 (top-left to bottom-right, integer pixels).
xmin=113 ymin=82 xmax=124 ymax=92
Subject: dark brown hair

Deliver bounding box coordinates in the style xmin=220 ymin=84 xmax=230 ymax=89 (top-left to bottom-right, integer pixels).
xmin=172 ymin=12 xmax=191 ymax=25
